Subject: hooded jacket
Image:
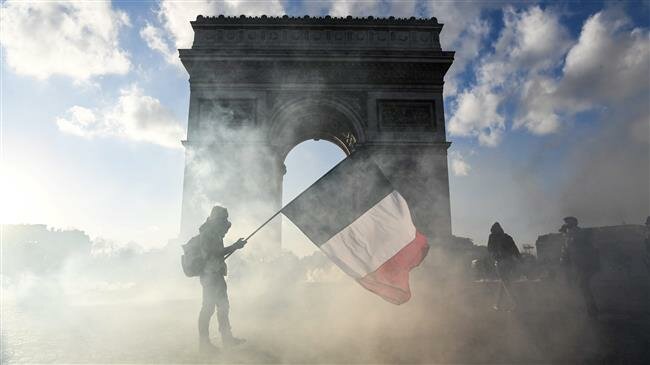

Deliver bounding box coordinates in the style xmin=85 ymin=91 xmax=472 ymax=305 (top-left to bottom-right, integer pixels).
xmin=487 ymin=223 xmax=521 ymax=261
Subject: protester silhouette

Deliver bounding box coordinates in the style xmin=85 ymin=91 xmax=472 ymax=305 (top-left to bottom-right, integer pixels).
xmin=188 ymin=206 xmax=247 ymax=354
xmin=487 ymin=222 xmax=521 ymax=311
xmin=644 ymin=216 xmax=650 ymax=271
xmin=559 ymin=216 xmax=600 ymax=318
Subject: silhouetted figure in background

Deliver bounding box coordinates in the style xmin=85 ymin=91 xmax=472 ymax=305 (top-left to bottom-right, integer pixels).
xmin=559 ymin=216 xmax=600 ymax=318
xmin=645 ymin=216 xmax=650 ymax=271
xmin=192 ymin=206 xmax=246 ymax=354
xmin=487 ymin=222 xmax=521 ymax=311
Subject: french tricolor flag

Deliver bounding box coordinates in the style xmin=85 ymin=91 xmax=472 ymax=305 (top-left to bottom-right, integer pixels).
xmin=282 ymin=152 xmax=429 ymax=305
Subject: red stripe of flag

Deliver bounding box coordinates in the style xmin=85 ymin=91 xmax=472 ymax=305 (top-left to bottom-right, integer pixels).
xmin=356 ymin=232 xmax=429 ymax=305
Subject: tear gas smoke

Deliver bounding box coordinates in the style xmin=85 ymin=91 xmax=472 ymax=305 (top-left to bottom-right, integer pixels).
xmin=5 ymin=221 xmax=638 ymax=363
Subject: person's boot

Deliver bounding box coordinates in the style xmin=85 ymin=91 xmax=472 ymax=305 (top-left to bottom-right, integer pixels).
xmin=199 ymin=337 xmax=219 ymax=355
xmin=222 ymin=333 xmax=246 ymax=347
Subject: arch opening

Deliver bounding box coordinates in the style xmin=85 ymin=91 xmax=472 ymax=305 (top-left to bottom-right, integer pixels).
xmin=281 ymin=139 xmax=346 ymax=257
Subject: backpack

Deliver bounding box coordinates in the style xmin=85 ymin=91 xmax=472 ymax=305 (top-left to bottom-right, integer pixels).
xmin=181 ymin=235 xmax=205 ymax=277
xmin=504 ymin=234 xmax=521 ymax=259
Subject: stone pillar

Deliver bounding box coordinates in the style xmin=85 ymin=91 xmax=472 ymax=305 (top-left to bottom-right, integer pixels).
xmin=179 ymin=91 xmax=202 ymax=241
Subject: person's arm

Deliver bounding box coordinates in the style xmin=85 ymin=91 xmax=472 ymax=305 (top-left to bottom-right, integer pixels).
xmin=222 ymin=238 xmax=247 ymax=257
xmin=487 ymin=234 xmax=497 ymax=260
xmin=508 ymin=235 xmax=521 ymax=259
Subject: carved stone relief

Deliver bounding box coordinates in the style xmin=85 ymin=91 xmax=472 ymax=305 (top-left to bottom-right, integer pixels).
xmin=193 ymin=28 xmax=440 ymax=50
xmin=377 ymin=100 xmax=435 ymax=132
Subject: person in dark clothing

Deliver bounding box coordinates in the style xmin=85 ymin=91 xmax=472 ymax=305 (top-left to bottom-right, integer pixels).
xmin=559 ymin=216 xmax=600 ymax=318
xmin=645 ymin=216 xmax=650 ymax=271
xmin=487 ymin=222 xmax=521 ymax=311
xmin=192 ymin=206 xmax=247 ymax=354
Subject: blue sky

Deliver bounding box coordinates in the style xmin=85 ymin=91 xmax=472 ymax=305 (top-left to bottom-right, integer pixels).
xmin=1 ymin=0 xmax=648 ymax=253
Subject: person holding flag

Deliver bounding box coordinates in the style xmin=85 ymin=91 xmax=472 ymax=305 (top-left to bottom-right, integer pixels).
xmin=183 ymin=206 xmax=247 ymax=354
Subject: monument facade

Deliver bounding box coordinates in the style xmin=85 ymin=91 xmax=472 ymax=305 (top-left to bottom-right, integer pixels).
xmin=179 ymin=15 xmax=455 ymax=250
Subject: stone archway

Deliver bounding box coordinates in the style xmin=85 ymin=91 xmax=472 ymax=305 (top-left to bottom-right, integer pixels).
xmin=178 ymin=15 xmax=455 ymax=250
xmin=269 ymin=96 xmax=365 ymax=160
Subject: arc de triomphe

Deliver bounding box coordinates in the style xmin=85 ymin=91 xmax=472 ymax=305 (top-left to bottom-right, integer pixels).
xmin=179 ymin=15 xmax=455 ymax=252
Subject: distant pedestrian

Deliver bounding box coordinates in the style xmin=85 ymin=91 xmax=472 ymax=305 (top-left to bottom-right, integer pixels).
xmin=644 ymin=216 xmax=650 ymax=271
xmin=487 ymin=222 xmax=521 ymax=311
xmin=559 ymin=216 xmax=600 ymax=318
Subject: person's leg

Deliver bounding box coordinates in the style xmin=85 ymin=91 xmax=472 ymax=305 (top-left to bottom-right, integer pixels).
xmin=502 ymin=277 xmax=517 ymax=310
xmin=493 ymin=262 xmax=503 ymax=310
xmin=495 ymin=261 xmax=516 ymax=310
xmin=213 ymin=276 xmax=231 ymax=337
xmin=214 ymin=276 xmax=245 ymax=346
xmin=500 ymin=260 xmax=517 ymax=310
xmin=199 ymin=276 xmax=219 ymax=352
xmin=578 ymin=273 xmax=598 ymax=317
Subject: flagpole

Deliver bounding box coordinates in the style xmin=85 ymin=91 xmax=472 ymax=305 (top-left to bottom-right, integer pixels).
xmin=224 ymin=210 xmax=282 ymax=260
xmin=244 ymin=210 xmax=283 ymax=242
xmin=224 ymin=153 xmax=356 ymax=259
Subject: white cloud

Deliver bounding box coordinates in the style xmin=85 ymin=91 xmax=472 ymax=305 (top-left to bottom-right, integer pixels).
xmin=56 ymin=106 xmax=102 ymax=137
xmin=516 ymin=76 xmax=562 ymax=135
xmin=449 ymin=5 xmax=649 ymax=146
xmin=448 ymin=6 xmax=571 ymax=144
xmin=449 ymin=151 xmax=471 ymax=177
xmin=142 ymin=0 xmax=284 ymax=66
xmin=516 ymin=9 xmax=649 ymax=135
xmin=0 ymin=1 xmax=131 ymax=81
xmin=140 ymin=23 xmax=178 ymax=65
xmin=328 ymin=0 xmax=380 ymax=17
xmin=328 ymin=0 xmax=417 ymax=18
xmin=56 ymin=85 xmax=185 ymax=149
xmin=494 ymin=6 xmax=570 ymax=71
xmin=448 ymin=86 xmax=505 ymax=147
xmin=558 ymin=10 xmax=650 ymax=105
